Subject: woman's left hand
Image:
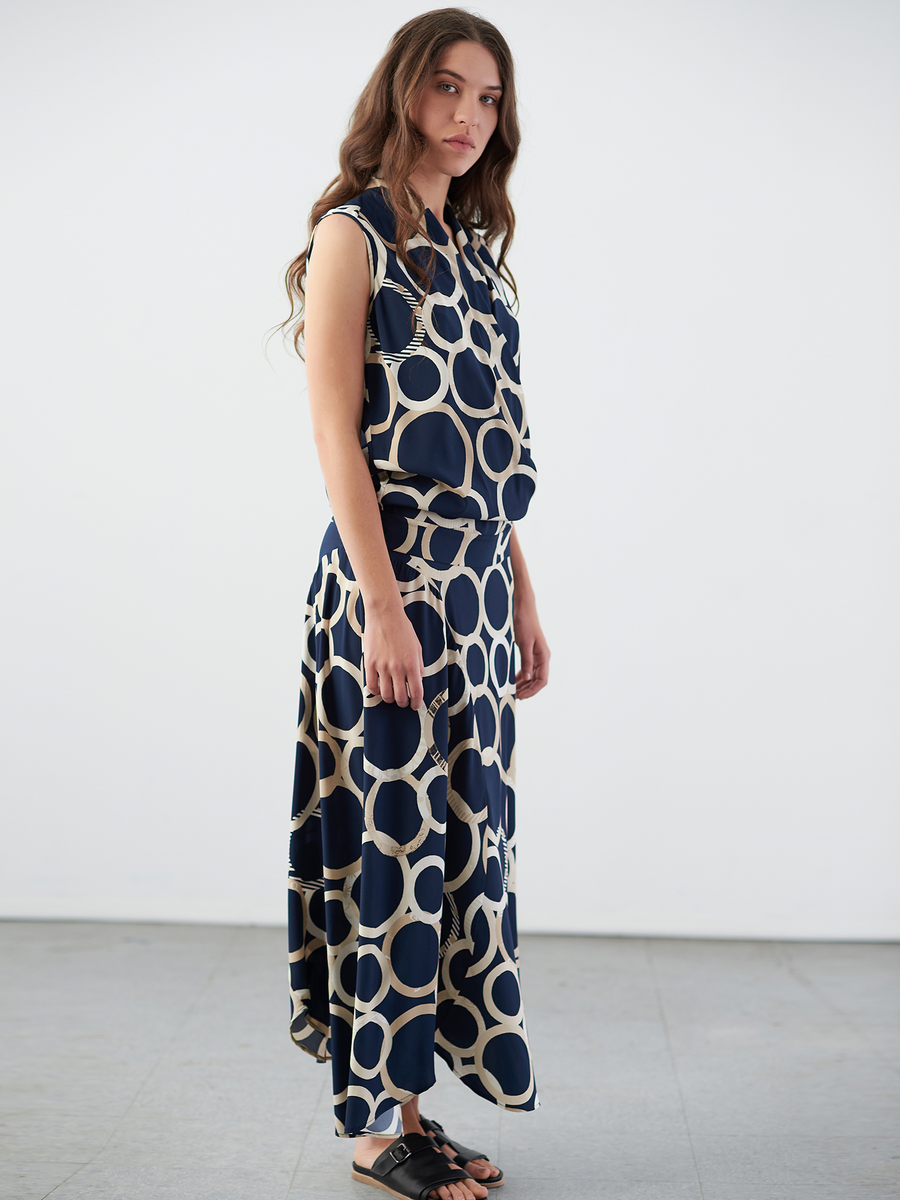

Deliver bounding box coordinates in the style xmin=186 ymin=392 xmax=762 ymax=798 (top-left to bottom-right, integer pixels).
xmin=513 ymin=599 xmax=550 ymax=699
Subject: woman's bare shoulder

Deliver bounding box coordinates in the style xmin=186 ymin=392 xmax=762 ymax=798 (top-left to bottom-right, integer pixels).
xmin=307 ymin=210 xmax=368 ymax=283
xmin=312 ymin=210 xmax=366 ymax=251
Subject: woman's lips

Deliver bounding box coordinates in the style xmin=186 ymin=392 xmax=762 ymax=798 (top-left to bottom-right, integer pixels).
xmin=445 ymin=136 xmax=475 ymax=151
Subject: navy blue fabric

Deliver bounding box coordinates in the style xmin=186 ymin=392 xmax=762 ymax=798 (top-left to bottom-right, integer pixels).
xmin=289 ymin=511 xmax=538 ymax=1136
xmin=307 ymin=186 xmax=537 ymax=522
xmin=288 ymin=190 xmax=539 ymax=1137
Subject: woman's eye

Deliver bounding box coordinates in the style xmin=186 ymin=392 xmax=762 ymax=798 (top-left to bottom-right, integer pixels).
xmin=439 ymin=82 xmax=457 ymax=93
xmin=481 ymin=95 xmax=496 ymax=105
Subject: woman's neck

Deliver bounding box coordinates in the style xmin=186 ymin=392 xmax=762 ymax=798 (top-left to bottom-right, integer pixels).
xmin=407 ymin=165 xmax=453 ymax=237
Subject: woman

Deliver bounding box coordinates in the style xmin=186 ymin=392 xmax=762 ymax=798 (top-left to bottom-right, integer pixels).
xmin=284 ymin=10 xmax=549 ymax=1200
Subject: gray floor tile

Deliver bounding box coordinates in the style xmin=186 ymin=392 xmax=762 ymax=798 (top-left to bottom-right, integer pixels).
xmin=862 ymin=1030 xmax=900 ymax=1074
xmin=45 ymin=1163 xmax=295 ymax=1199
xmin=489 ymin=1186 xmax=703 ymax=1200
xmin=676 ymin=1057 xmax=900 ymax=1137
xmin=2 ymin=923 xmax=899 ymax=1200
xmin=285 ymin=1175 xmax=356 ymax=1200
xmin=498 ymin=1124 xmax=698 ymax=1182
xmin=125 ymin=1058 xmax=312 ymax=1114
xmin=0 ymin=1058 xmax=158 ymax=1113
xmin=523 ymin=1031 xmax=683 ymax=1127
xmin=98 ymin=1113 xmax=307 ymax=1171
xmin=294 ymin=1119 xmax=359 ymax=1176
xmin=526 ymin=1016 xmax=671 ymax=1065
xmin=702 ymin=1188 xmax=900 ymax=1200
xmin=692 ymin=1134 xmax=900 ymax=1188
xmin=0 ymin=1162 xmax=86 ymax=1200
xmin=533 ymin=1082 xmax=686 ymax=1136
xmin=784 ymin=942 xmax=900 ymax=1019
xmin=518 ymin=933 xmax=661 ymax=1023
xmin=287 ymin=1171 xmax=702 ymax=1199
xmin=0 ymin=1107 xmax=118 ymax=1161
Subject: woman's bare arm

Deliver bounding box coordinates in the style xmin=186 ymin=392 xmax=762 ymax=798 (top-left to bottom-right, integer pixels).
xmin=304 ymin=214 xmax=424 ymax=708
xmin=509 ymin=526 xmax=550 ymax=698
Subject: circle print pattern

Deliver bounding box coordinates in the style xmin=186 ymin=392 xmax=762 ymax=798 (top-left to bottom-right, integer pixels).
xmin=305 ymin=182 xmax=537 ymax=525
xmin=288 ymin=510 xmax=539 ymax=1137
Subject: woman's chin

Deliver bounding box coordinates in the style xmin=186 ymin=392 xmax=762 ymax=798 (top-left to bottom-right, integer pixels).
xmin=444 ymin=156 xmax=480 ymax=179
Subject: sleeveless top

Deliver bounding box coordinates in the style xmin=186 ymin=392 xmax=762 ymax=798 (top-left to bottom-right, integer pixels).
xmin=307 ymin=184 xmax=537 ymax=523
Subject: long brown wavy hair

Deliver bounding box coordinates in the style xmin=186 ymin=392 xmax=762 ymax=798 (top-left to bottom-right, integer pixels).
xmin=281 ymin=7 xmax=520 ymax=356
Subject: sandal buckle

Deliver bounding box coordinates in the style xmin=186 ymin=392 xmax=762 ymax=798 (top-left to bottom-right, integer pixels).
xmin=391 ymin=1142 xmax=411 ymax=1163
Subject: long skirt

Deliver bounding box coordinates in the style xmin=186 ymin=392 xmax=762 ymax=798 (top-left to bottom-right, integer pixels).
xmin=288 ymin=506 xmax=538 ymax=1137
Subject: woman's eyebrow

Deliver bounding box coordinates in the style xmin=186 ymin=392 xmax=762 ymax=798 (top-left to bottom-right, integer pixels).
xmin=434 ymin=68 xmax=502 ymax=92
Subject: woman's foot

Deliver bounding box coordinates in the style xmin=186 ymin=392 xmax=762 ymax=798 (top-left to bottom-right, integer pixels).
xmin=420 ymin=1131 xmax=501 ymax=1185
xmin=402 ymin=1095 xmax=497 ymax=1190
xmin=353 ymin=1134 xmax=488 ymax=1200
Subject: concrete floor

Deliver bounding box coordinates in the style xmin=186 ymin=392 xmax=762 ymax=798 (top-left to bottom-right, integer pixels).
xmin=0 ymin=924 xmax=898 ymax=1200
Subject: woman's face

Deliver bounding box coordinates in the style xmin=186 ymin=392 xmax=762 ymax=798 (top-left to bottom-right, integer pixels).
xmin=410 ymin=40 xmax=502 ymax=178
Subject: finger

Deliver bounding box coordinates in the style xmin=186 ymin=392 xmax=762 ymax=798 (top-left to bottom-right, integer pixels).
xmin=365 ymin=664 xmax=379 ymax=696
xmin=408 ymin=677 xmax=425 ymax=710
xmin=521 ymin=671 xmax=547 ymax=697
xmin=517 ymin=671 xmax=540 ymax=698
xmin=532 ymin=653 xmax=549 ymax=687
xmin=529 ymin=655 xmax=548 ymax=687
xmin=380 ymin=672 xmax=395 ymax=705
xmin=517 ymin=643 xmax=534 ymax=679
xmin=391 ymin=671 xmax=408 ymax=707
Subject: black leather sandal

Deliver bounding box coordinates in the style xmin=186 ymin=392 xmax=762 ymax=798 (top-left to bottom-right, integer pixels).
xmin=351 ymin=1131 xmax=475 ymax=1199
xmin=419 ymin=1117 xmax=504 ymax=1188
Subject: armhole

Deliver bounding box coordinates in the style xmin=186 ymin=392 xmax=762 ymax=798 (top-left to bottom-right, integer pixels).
xmin=306 ymin=209 xmax=376 ymax=305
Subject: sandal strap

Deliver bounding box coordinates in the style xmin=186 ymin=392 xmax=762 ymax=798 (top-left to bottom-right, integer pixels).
xmin=419 ymin=1117 xmax=490 ymax=1170
xmin=367 ymin=1132 xmax=472 ymax=1200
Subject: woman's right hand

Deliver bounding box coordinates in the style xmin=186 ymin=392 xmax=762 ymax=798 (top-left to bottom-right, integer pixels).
xmin=363 ymin=602 xmax=425 ymax=709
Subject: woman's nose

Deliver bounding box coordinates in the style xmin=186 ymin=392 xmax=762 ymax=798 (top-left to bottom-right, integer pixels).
xmin=455 ymin=99 xmax=477 ymax=126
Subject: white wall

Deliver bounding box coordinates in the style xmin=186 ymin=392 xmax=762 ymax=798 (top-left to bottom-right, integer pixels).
xmin=1 ymin=0 xmax=897 ymax=939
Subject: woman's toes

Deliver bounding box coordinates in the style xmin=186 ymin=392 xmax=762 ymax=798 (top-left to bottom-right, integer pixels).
xmin=460 ymin=1181 xmax=488 ymax=1199
xmin=465 ymin=1157 xmax=498 ymax=1180
xmin=431 ymin=1185 xmax=475 ymax=1200
xmin=431 ymin=1175 xmax=485 ymax=1200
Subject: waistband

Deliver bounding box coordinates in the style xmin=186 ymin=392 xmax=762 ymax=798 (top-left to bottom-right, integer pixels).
xmin=380 ymin=507 xmax=511 ymax=569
